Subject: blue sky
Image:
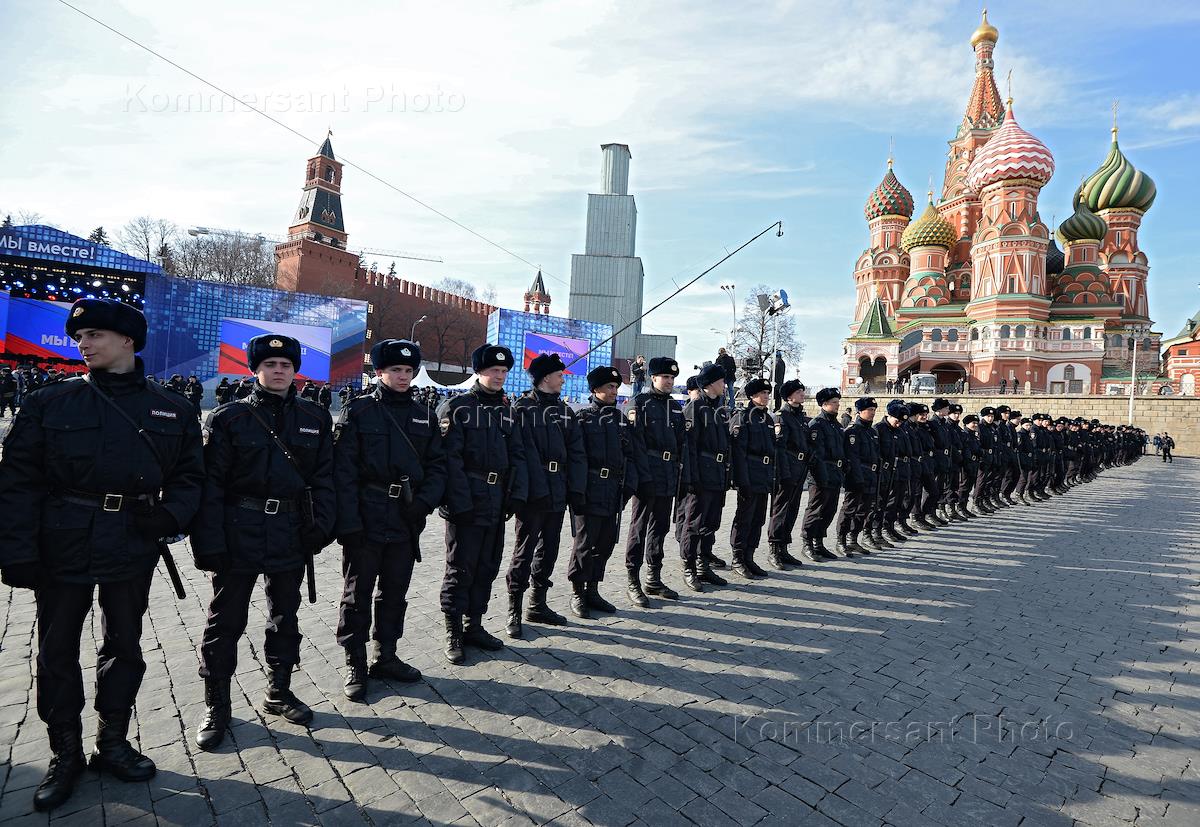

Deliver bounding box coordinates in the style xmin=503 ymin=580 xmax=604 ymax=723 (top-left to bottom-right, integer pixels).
xmin=3 ymin=0 xmax=1199 ymax=387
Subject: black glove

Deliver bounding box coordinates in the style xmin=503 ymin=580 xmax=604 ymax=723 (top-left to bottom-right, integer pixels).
xmin=338 ymin=533 xmax=366 ymax=551
xmin=568 ymin=492 xmax=587 ymax=511
xmin=405 ymin=503 xmax=429 ymax=524
xmin=193 ymin=553 xmax=232 ymax=574
xmin=134 ymin=506 xmax=179 ymax=541
xmin=1 ymin=561 xmax=40 ymax=590
xmin=637 ymin=483 xmax=656 ymax=500
xmin=505 ymin=499 xmax=526 ymax=520
xmin=304 ymin=535 xmax=330 ymax=555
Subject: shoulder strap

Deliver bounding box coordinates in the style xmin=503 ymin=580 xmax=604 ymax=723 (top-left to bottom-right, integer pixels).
xmin=373 ymin=396 xmax=422 ymax=460
xmin=83 ymin=374 xmax=166 ymax=469
xmin=242 ymin=401 xmax=306 ymax=477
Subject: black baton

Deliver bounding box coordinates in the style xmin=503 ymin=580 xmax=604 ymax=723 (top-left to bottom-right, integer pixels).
xmin=305 ymin=553 xmax=317 ymax=604
xmin=157 ymin=541 xmax=186 ymax=599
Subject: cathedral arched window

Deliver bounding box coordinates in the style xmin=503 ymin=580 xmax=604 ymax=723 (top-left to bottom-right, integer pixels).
xmin=325 ymin=166 xmax=335 ymax=182
xmin=1112 ymin=334 xmax=1123 ymax=349
xmin=1142 ymin=337 xmax=1152 ymax=349
xmin=931 ymin=329 xmax=943 ymax=342
xmin=982 ymin=326 xmax=990 ymax=339
xmin=1063 ymin=328 xmax=1072 ymax=341
xmin=1064 ymin=366 xmax=1076 ymax=382
xmin=1082 ymin=327 xmax=1091 ymax=339
xmin=1015 ymin=325 xmax=1026 ymax=339
xmin=947 ymin=329 xmax=959 ymax=342
xmin=1000 ymin=325 xmax=1011 ymax=339
xmin=970 ymin=328 xmax=979 ymax=341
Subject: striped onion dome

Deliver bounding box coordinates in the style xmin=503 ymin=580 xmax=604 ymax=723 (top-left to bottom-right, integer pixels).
xmin=864 ymin=163 xmax=915 ymax=220
xmin=1057 ymin=198 xmax=1108 ymax=245
xmin=1078 ymin=130 xmax=1156 ymax=213
xmin=901 ymin=198 xmax=957 ymax=252
xmin=964 ymin=105 xmax=1055 ymax=193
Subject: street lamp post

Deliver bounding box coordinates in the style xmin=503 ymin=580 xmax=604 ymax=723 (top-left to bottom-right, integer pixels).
xmin=410 ymin=315 xmax=427 ymax=341
xmin=720 ymin=284 xmax=737 ymax=343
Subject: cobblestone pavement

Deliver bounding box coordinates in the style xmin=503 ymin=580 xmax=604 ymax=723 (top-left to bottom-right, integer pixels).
xmin=1 ymin=458 xmax=1198 ymax=826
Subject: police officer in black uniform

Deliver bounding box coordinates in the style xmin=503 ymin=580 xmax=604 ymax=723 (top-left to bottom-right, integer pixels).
xmin=729 ymin=378 xmax=776 ymax=579
xmin=972 ymin=407 xmax=997 ymax=513
xmin=874 ymin=399 xmax=910 ymax=545
xmin=438 ymin=344 xmax=529 ymax=664
xmin=925 ymin=398 xmax=952 ymax=525
xmin=680 ymin=364 xmax=731 ymax=590
xmin=0 ymin=299 xmax=204 ymax=811
xmin=836 ymin=396 xmax=880 ymax=557
xmin=960 ymin=413 xmax=983 ymax=512
xmin=943 ymin=403 xmax=969 ymax=520
xmin=506 ymin=353 xmax=587 ymax=637
xmin=801 ymin=388 xmax=846 ymax=559
xmin=767 ymin=379 xmax=808 ymax=568
xmin=333 ymin=339 xmax=446 ymax=702
xmin=906 ymin=402 xmax=937 ymax=531
xmin=1013 ymin=416 xmax=1037 ymax=504
xmin=192 ymin=335 xmax=336 ymax=750
xmin=567 ymin=366 xmax=639 ymax=618
xmin=673 ymin=375 xmax=703 ymax=557
xmin=624 ymin=357 xmax=686 ymax=604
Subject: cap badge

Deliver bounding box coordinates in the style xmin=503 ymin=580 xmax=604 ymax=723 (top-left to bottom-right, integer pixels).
xmin=269 ymin=338 xmax=283 ymax=348
xmin=72 ymin=307 xmax=85 ymax=317
xmin=497 ymin=352 xmax=506 ymax=362
xmin=400 ymin=348 xmax=411 ymax=356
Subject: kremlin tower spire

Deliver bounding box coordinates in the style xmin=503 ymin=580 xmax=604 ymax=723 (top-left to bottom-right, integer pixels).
xmin=524 ymin=269 xmax=551 ymax=315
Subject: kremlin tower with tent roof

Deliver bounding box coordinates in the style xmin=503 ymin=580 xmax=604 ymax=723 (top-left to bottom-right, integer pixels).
xmin=842 ymin=10 xmax=1161 ymax=395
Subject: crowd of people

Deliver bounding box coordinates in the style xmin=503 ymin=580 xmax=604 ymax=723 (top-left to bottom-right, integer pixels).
xmin=0 ymin=297 xmax=1161 ymax=812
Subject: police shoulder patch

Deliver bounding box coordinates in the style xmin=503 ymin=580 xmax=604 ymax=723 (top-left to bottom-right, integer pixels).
xmin=440 ymin=417 xmax=451 ymax=435
xmin=627 ymin=408 xmax=636 ymax=423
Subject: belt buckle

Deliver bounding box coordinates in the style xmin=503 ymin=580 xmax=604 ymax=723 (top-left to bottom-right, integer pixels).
xmin=102 ymin=493 xmax=123 ymax=512
xmin=871 ymin=464 xmax=877 ymax=471
xmin=599 ymin=468 xmax=610 ymax=479
xmin=762 ymin=456 xmax=771 ymax=465
xmin=715 ymin=452 xmax=725 ymax=463
xmin=387 ymin=483 xmax=403 ymax=499
xmin=797 ymin=452 xmax=805 ymax=460
xmin=661 ymin=451 xmax=672 ymax=461
xmin=264 ymin=498 xmax=281 ymax=515
xmin=836 ymin=459 xmax=843 ymax=467
xmin=547 ymin=460 xmax=559 ymax=473
xmin=486 ymin=471 xmax=499 ymax=485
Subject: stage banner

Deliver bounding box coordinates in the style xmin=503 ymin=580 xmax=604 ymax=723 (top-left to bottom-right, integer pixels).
xmin=522 ymin=331 xmax=590 ymax=376
xmin=4 ymin=297 xmax=78 ymax=360
xmin=218 ymin=317 xmax=332 ymax=382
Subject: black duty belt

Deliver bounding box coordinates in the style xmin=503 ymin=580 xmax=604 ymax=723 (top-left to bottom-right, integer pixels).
xmin=543 ymin=460 xmax=561 ymax=473
xmin=794 ymin=451 xmax=806 ymax=461
xmin=588 ymin=466 xmax=613 ymax=479
xmin=651 ymin=450 xmax=675 ymax=462
xmin=366 ymin=482 xmax=409 ymax=499
xmin=59 ymin=490 xmax=155 ymax=512
xmin=883 ymin=462 xmax=892 ymax=470
xmin=748 ymin=452 xmax=772 ymax=465
xmin=700 ymin=450 xmax=727 ymax=463
xmin=467 ymin=470 xmax=504 ymax=485
xmin=234 ymin=496 xmax=298 ymax=515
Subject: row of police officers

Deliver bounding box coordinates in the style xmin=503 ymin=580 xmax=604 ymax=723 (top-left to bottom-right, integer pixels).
xmin=0 ymin=299 xmax=1146 ymax=812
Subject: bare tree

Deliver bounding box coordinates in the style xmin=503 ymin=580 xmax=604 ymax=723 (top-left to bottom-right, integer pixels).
xmin=732 ymin=283 xmax=805 ymax=379
xmin=170 ymin=231 xmax=275 ymax=287
xmin=118 ymin=217 xmax=178 ymax=263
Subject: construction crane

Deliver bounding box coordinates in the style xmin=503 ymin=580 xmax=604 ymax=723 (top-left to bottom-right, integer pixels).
xmin=186 ymin=226 xmax=443 ymax=263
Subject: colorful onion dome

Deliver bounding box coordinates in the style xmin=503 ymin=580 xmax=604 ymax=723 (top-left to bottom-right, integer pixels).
xmin=901 ymin=198 xmax=957 ymax=252
xmin=1078 ymin=129 xmax=1156 ymax=213
xmin=964 ymin=104 xmax=1055 ymax=193
xmin=971 ymin=8 xmax=999 ymax=47
xmin=901 ymin=274 xmax=952 ymax=308
xmin=1057 ymin=199 xmax=1108 ymax=245
xmin=864 ymin=162 xmax=915 ymax=220
xmin=1045 ymin=237 xmax=1064 ymax=276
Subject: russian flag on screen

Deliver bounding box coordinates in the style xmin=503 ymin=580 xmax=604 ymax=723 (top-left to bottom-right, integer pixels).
xmin=522 ymin=331 xmax=589 ymax=375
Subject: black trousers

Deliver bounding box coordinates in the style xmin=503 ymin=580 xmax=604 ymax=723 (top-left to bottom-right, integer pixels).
xmin=508 ymin=508 xmax=566 ymax=593
xmin=972 ymin=465 xmax=990 ymax=501
xmin=1014 ymin=466 xmax=1033 ymax=497
xmin=918 ymin=470 xmax=941 ymax=516
xmin=801 ymin=483 xmax=840 ymax=540
xmin=36 ymin=570 xmax=153 ymax=725
xmin=199 ymin=567 xmax=304 ymax=680
xmin=941 ymin=464 xmax=961 ymax=505
xmin=680 ymin=489 xmax=724 ymax=565
xmin=1162 ymin=447 xmax=1173 ymax=462
xmin=957 ymin=465 xmax=976 ymax=503
xmin=625 ymin=494 xmax=673 ymax=572
xmin=567 ymin=512 xmax=620 ymax=583
xmin=877 ymin=472 xmax=902 ymax=528
xmin=767 ymin=481 xmax=804 ymax=546
xmin=336 ymin=538 xmax=416 ymax=650
xmin=441 ymin=520 xmax=505 ymax=617
xmin=1002 ymin=460 xmax=1020 ymax=496
xmin=730 ymin=489 xmax=768 ymax=558
xmin=836 ymin=484 xmax=876 ymax=537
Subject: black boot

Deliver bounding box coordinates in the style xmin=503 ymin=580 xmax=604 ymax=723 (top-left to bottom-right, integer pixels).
xmin=195 ymin=679 xmax=232 ymax=751
xmin=643 ymin=566 xmax=678 ymax=600
xmin=707 ymin=553 xmax=727 ymax=570
xmin=369 ymin=641 xmax=421 ymax=683
xmin=525 ymin=586 xmax=567 ymax=626
xmin=506 ymin=592 xmax=524 ymax=639
xmin=731 ymin=551 xmax=753 ymax=579
xmin=683 ymin=562 xmax=704 ymax=592
xmin=698 ymin=555 xmax=727 ymax=586
xmin=832 ymin=536 xmax=852 ymax=559
xmin=915 ymin=515 xmax=937 ymax=531
xmin=585 ymin=582 xmax=616 ymax=613
xmin=857 ymin=530 xmax=879 ymax=552
xmin=33 ymin=720 xmax=84 ymax=811
xmin=89 ymin=711 xmax=157 ymax=781
xmin=262 ymin=667 xmax=314 ymax=726
xmin=898 ymin=518 xmax=919 ymax=535
xmin=444 ymin=613 xmax=465 ymax=664
xmin=570 ymin=581 xmax=590 ymax=619
xmin=884 ymin=524 xmax=906 ymax=544
xmin=799 ymin=537 xmax=820 ymax=562
xmin=745 ymin=551 xmax=770 ymax=577
xmin=778 ymin=545 xmax=804 ymax=566
xmin=464 ymin=615 xmax=505 ymax=650
xmin=767 ymin=543 xmax=790 ymax=570
xmin=343 ymin=646 xmax=369 ymax=702
xmin=848 ymin=532 xmax=870 ymax=555
xmin=627 ymin=570 xmax=651 ymax=607
xmin=811 ymin=536 xmax=838 ymax=560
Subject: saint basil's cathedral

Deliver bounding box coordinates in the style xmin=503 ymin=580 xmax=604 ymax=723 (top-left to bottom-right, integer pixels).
xmin=842 ymin=10 xmax=1160 ymax=395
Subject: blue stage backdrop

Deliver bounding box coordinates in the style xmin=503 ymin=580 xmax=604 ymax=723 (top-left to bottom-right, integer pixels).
xmin=486 ymin=308 xmax=613 ymax=400
xmin=141 ymin=273 xmax=367 ymax=389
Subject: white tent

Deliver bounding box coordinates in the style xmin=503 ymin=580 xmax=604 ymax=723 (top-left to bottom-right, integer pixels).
xmin=411 ymin=365 xmax=451 ymax=389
